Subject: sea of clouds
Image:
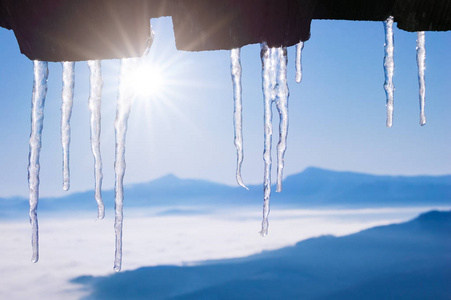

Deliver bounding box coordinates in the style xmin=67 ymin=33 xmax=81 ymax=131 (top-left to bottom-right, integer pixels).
xmin=1 ymin=206 xmax=449 ymax=299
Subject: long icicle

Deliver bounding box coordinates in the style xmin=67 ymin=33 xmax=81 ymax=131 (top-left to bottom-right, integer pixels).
xmin=260 ymin=43 xmax=272 ymax=237
xmin=269 ymin=48 xmax=278 ymax=102
xmin=61 ymin=62 xmax=75 ymax=191
xmin=114 ymin=58 xmax=139 ymax=272
xmin=275 ymin=47 xmax=289 ymax=193
xmin=295 ymin=41 xmax=304 ymax=83
xmin=28 ymin=60 xmax=49 ymax=263
xmin=383 ymin=16 xmax=395 ymax=128
xmin=231 ymin=48 xmax=248 ymax=189
xmin=417 ymin=31 xmax=426 ymax=126
xmin=87 ymin=60 xmax=105 ymax=219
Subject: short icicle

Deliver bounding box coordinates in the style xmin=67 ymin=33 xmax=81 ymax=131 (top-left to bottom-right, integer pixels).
xmin=295 ymin=41 xmax=304 ymax=83
xmin=114 ymin=57 xmax=139 ymax=272
xmin=417 ymin=31 xmax=426 ymax=126
xmin=383 ymin=16 xmax=395 ymax=128
xmin=230 ymin=48 xmax=248 ymax=190
xmin=87 ymin=60 xmax=105 ymax=219
xmin=28 ymin=60 xmax=49 ymax=263
xmin=260 ymin=43 xmax=272 ymax=237
xmin=275 ymin=47 xmax=289 ymax=193
xmin=61 ymin=62 xmax=75 ymax=191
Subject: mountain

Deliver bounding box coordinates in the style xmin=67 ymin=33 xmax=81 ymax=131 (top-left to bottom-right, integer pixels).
xmin=1 ymin=168 xmax=450 ymax=217
xmin=73 ymin=210 xmax=451 ymax=299
xmin=277 ymin=167 xmax=451 ymax=206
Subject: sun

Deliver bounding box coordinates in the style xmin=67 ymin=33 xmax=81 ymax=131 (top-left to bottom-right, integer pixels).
xmin=126 ymin=60 xmax=167 ymax=100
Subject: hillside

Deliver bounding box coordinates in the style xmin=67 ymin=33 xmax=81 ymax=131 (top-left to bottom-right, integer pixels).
xmin=73 ymin=210 xmax=451 ymax=299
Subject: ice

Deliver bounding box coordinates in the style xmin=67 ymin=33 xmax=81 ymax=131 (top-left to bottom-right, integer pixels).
xmin=417 ymin=31 xmax=426 ymax=126
xmin=113 ymin=57 xmax=140 ymax=272
xmin=230 ymin=48 xmax=248 ymax=189
xmin=87 ymin=60 xmax=105 ymax=219
xmin=275 ymin=47 xmax=289 ymax=192
xmin=258 ymin=45 xmax=291 ymax=235
xmin=28 ymin=60 xmax=49 ymax=263
xmin=269 ymin=48 xmax=278 ymax=102
xmin=61 ymin=62 xmax=75 ymax=191
xmin=295 ymin=41 xmax=304 ymax=83
xmin=260 ymin=43 xmax=272 ymax=237
xmin=383 ymin=16 xmax=395 ymax=128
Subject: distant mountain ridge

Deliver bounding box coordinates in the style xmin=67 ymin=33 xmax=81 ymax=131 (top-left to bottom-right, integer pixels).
xmin=1 ymin=167 xmax=450 ymax=217
xmin=278 ymin=167 xmax=451 ymax=206
xmin=73 ymin=210 xmax=451 ymax=299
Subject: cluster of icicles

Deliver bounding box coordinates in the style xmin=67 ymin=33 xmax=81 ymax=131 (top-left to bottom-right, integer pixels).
xmin=29 ymin=58 xmax=139 ymax=270
xmin=28 ymin=17 xmax=427 ymax=270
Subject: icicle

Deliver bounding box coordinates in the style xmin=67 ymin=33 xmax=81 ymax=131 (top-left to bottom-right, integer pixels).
xmin=383 ymin=16 xmax=395 ymax=128
xmin=260 ymin=43 xmax=272 ymax=237
xmin=113 ymin=57 xmax=139 ymax=272
xmin=295 ymin=41 xmax=304 ymax=83
xmin=269 ymin=48 xmax=278 ymax=102
xmin=61 ymin=62 xmax=75 ymax=191
xmin=87 ymin=60 xmax=105 ymax=219
xmin=230 ymin=48 xmax=248 ymax=190
xmin=28 ymin=60 xmax=49 ymax=263
xmin=417 ymin=31 xmax=426 ymax=126
xmin=275 ymin=48 xmax=289 ymax=193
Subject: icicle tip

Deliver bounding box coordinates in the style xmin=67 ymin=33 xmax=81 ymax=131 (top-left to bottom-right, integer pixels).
xmin=260 ymin=219 xmax=269 ymax=237
xmin=97 ymin=212 xmax=105 ymax=220
xmin=236 ymin=176 xmax=249 ymax=190
xmin=97 ymin=203 xmax=105 ymax=220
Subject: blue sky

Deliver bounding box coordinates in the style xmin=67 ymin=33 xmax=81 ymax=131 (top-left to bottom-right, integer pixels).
xmin=0 ymin=17 xmax=450 ymax=198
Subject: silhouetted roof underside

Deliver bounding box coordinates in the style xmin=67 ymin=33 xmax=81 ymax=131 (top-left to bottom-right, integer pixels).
xmin=0 ymin=0 xmax=450 ymax=61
